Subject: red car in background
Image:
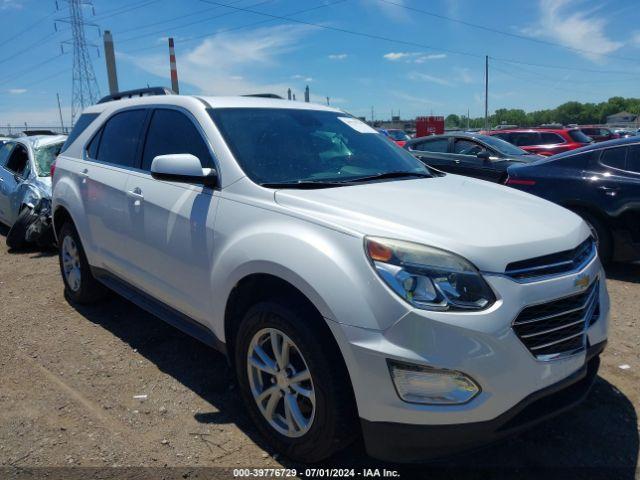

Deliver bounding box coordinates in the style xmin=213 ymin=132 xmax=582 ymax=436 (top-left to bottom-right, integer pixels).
xmin=484 ymin=128 xmax=593 ymax=156
xmin=578 ymin=126 xmax=619 ymax=142
xmin=376 ymin=128 xmax=410 ymax=147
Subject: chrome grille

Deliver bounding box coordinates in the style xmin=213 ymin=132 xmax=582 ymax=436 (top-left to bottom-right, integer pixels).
xmin=505 ymin=238 xmax=596 ymax=281
xmin=513 ymin=281 xmax=600 ymax=360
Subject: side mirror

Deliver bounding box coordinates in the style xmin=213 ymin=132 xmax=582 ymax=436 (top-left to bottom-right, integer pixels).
xmin=150 ymin=154 xmax=217 ymax=187
xmin=476 ymin=150 xmax=491 ymax=160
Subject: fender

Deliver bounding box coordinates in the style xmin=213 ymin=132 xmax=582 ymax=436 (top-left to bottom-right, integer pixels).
xmin=207 ymin=202 xmax=409 ymax=341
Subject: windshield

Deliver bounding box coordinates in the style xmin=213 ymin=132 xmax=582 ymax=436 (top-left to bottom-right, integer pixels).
xmin=208 ymin=108 xmax=429 ymax=185
xmin=33 ymin=141 xmax=64 ymax=177
xmin=387 ymin=130 xmax=410 ymax=141
xmin=479 ymin=134 xmax=529 ymax=155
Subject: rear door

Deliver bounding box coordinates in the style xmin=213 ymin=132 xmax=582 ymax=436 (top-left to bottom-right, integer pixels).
xmin=82 ymin=108 xmax=149 ymax=279
xmin=123 ymin=107 xmax=220 ymax=323
xmin=591 ymin=145 xmax=631 ymax=214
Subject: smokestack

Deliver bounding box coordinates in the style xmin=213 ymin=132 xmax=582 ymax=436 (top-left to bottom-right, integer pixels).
xmin=168 ymin=37 xmax=179 ymax=94
xmin=103 ymin=30 xmax=119 ymax=95
xmin=304 ymin=85 xmax=310 ymax=102
xmin=287 ymin=88 xmax=292 ymax=100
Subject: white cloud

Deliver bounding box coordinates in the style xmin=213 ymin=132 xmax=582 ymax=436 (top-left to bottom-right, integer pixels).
xmin=1 ymin=0 xmax=23 ymax=10
xmin=328 ymin=53 xmax=348 ymax=60
xmin=383 ymin=52 xmax=446 ymax=63
xmin=8 ymin=88 xmax=26 ymax=94
xmin=391 ymin=91 xmax=442 ymax=106
xmin=631 ymin=31 xmax=640 ymax=47
xmin=122 ymin=25 xmax=340 ymax=105
xmin=407 ymin=72 xmax=452 ymax=86
xmin=523 ymin=0 xmax=623 ymax=62
xmin=453 ymin=67 xmax=473 ymax=84
xmin=292 ymin=74 xmax=313 ymax=82
xmin=363 ymin=0 xmax=409 ymax=22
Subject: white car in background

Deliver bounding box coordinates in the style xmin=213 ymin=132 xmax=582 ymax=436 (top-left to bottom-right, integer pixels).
xmin=51 ymin=89 xmax=608 ymax=462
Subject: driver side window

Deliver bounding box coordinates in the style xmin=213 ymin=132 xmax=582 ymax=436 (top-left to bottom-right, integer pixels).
xmin=454 ymin=139 xmax=483 ymax=156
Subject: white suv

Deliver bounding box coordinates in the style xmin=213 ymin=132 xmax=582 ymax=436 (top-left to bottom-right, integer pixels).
xmin=52 ymin=90 xmax=609 ymax=463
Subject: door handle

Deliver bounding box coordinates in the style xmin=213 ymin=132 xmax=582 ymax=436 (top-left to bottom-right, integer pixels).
xmin=79 ymin=168 xmax=89 ymax=177
xmin=127 ymin=188 xmax=144 ymax=200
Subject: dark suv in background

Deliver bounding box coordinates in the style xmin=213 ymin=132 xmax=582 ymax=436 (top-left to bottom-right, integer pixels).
xmin=579 ymin=126 xmax=619 ymax=143
xmin=505 ymin=137 xmax=640 ymax=264
xmin=486 ymin=128 xmax=592 ymax=156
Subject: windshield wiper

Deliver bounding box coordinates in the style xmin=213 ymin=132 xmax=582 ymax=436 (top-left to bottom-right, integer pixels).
xmin=341 ymin=171 xmax=432 ymax=184
xmin=259 ymin=180 xmax=349 ymax=189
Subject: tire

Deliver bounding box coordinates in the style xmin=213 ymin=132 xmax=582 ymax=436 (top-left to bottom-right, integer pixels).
xmin=58 ymin=221 xmax=107 ymax=304
xmin=234 ymin=299 xmax=357 ymax=463
xmin=576 ymin=210 xmax=612 ymax=265
xmin=6 ymin=206 xmax=37 ymax=250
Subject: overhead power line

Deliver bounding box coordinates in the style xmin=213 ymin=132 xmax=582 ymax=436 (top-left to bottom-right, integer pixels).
xmin=0 ymin=10 xmax=56 ymax=45
xmin=378 ymin=0 xmax=640 ymax=65
xmin=199 ymin=0 xmax=640 ymax=76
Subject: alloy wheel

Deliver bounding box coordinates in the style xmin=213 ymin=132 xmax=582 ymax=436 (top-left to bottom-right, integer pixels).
xmin=61 ymin=235 xmax=81 ymax=292
xmin=246 ymin=328 xmax=315 ymax=438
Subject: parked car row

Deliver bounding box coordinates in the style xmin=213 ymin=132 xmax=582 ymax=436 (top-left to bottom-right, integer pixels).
xmin=2 ymin=89 xmax=610 ymax=464
xmin=403 ymin=129 xmax=640 ymax=264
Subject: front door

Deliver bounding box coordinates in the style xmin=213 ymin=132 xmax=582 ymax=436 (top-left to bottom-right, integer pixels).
xmin=124 ymin=108 xmax=220 ymax=324
xmin=0 ymin=142 xmax=30 ymax=224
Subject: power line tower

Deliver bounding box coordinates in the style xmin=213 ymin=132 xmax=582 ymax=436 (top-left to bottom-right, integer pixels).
xmin=56 ymin=0 xmax=100 ymax=124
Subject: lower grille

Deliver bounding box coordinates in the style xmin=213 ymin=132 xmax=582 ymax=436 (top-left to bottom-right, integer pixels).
xmin=513 ymin=281 xmax=600 ymax=360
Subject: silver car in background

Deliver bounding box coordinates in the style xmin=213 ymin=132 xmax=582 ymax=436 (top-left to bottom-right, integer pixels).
xmin=0 ymin=134 xmax=66 ymax=247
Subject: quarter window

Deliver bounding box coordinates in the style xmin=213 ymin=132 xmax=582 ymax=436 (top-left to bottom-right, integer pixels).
xmin=94 ymin=109 xmax=148 ymax=167
xmin=411 ymin=138 xmax=449 ymax=153
xmin=600 ymin=147 xmax=627 ymax=170
xmin=510 ymin=132 xmax=539 ymax=147
xmin=626 ymin=145 xmax=640 ymax=174
xmin=0 ymin=141 xmax=15 ymax=167
xmin=60 ymin=113 xmax=99 ymax=153
xmin=141 ymin=109 xmax=213 ymax=171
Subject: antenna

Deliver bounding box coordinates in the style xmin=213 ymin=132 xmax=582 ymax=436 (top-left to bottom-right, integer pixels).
xmin=57 ymin=0 xmax=101 ymax=124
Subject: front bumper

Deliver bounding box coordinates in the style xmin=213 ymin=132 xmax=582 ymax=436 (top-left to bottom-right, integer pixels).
xmin=361 ymin=342 xmax=604 ymax=462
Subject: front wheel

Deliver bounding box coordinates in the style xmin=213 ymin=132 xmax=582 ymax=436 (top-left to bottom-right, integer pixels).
xmin=58 ymin=222 xmax=107 ymax=304
xmin=235 ymin=300 xmax=357 ymax=462
xmin=6 ymin=206 xmax=37 ymax=250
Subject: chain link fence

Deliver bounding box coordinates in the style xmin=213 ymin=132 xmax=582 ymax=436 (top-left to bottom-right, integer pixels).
xmin=0 ymin=124 xmax=69 ymax=137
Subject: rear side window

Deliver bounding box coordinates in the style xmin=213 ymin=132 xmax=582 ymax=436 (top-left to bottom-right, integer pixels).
xmin=94 ymin=109 xmax=147 ymax=167
xmin=511 ymin=132 xmax=539 ymax=147
xmin=411 ymin=138 xmax=449 ymax=153
xmin=538 ymin=132 xmax=564 ymax=145
xmin=600 ymin=146 xmax=627 ymax=170
xmin=60 ymin=113 xmax=99 ymax=153
xmin=554 ymin=151 xmax=594 ymax=169
xmin=141 ymin=109 xmax=213 ymax=171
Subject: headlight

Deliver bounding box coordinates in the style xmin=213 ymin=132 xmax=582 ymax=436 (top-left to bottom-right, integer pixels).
xmin=388 ymin=360 xmax=480 ymax=405
xmin=365 ymin=236 xmax=495 ymax=311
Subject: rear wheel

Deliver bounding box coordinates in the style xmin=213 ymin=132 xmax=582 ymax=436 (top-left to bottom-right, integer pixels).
xmin=58 ymin=222 xmax=107 ymax=304
xmin=234 ymin=300 xmax=357 ymax=462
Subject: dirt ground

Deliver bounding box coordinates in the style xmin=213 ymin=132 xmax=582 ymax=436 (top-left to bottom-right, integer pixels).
xmin=0 ymin=225 xmax=638 ymax=480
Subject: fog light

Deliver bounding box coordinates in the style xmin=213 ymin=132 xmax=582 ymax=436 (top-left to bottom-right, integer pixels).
xmin=388 ymin=360 xmax=480 ymax=405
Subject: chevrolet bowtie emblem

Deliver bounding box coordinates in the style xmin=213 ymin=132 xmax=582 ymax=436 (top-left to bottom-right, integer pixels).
xmin=575 ymin=274 xmax=590 ymax=289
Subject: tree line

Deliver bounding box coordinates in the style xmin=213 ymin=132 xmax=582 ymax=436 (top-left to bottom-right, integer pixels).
xmin=445 ymin=96 xmax=640 ymax=129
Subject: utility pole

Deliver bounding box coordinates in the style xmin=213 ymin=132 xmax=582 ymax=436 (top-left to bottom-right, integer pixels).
xmin=371 ymin=106 xmax=374 ymax=123
xmin=168 ymin=37 xmax=179 ymax=93
xmin=103 ymin=30 xmax=119 ymax=95
xmin=304 ymin=85 xmax=310 ymax=102
xmin=287 ymin=88 xmax=292 ymax=100
xmin=326 ymin=96 xmax=330 ymax=106
xmin=56 ymin=93 xmax=65 ymax=133
xmin=484 ymin=55 xmax=489 ymax=130
xmin=467 ymin=107 xmax=470 ymax=130
xmin=57 ymin=0 xmax=101 ymax=124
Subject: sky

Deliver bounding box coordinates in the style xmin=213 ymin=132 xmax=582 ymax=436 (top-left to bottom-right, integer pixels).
xmin=0 ymin=0 xmax=639 ymax=126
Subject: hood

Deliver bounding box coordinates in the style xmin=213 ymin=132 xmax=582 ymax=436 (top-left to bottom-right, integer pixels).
xmin=274 ymin=175 xmax=589 ymax=272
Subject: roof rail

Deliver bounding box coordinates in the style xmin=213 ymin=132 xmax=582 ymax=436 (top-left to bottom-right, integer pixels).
xmin=242 ymin=93 xmax=284 ymax=99
xmin=98 ymin=87 xmax=176 ymax=104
